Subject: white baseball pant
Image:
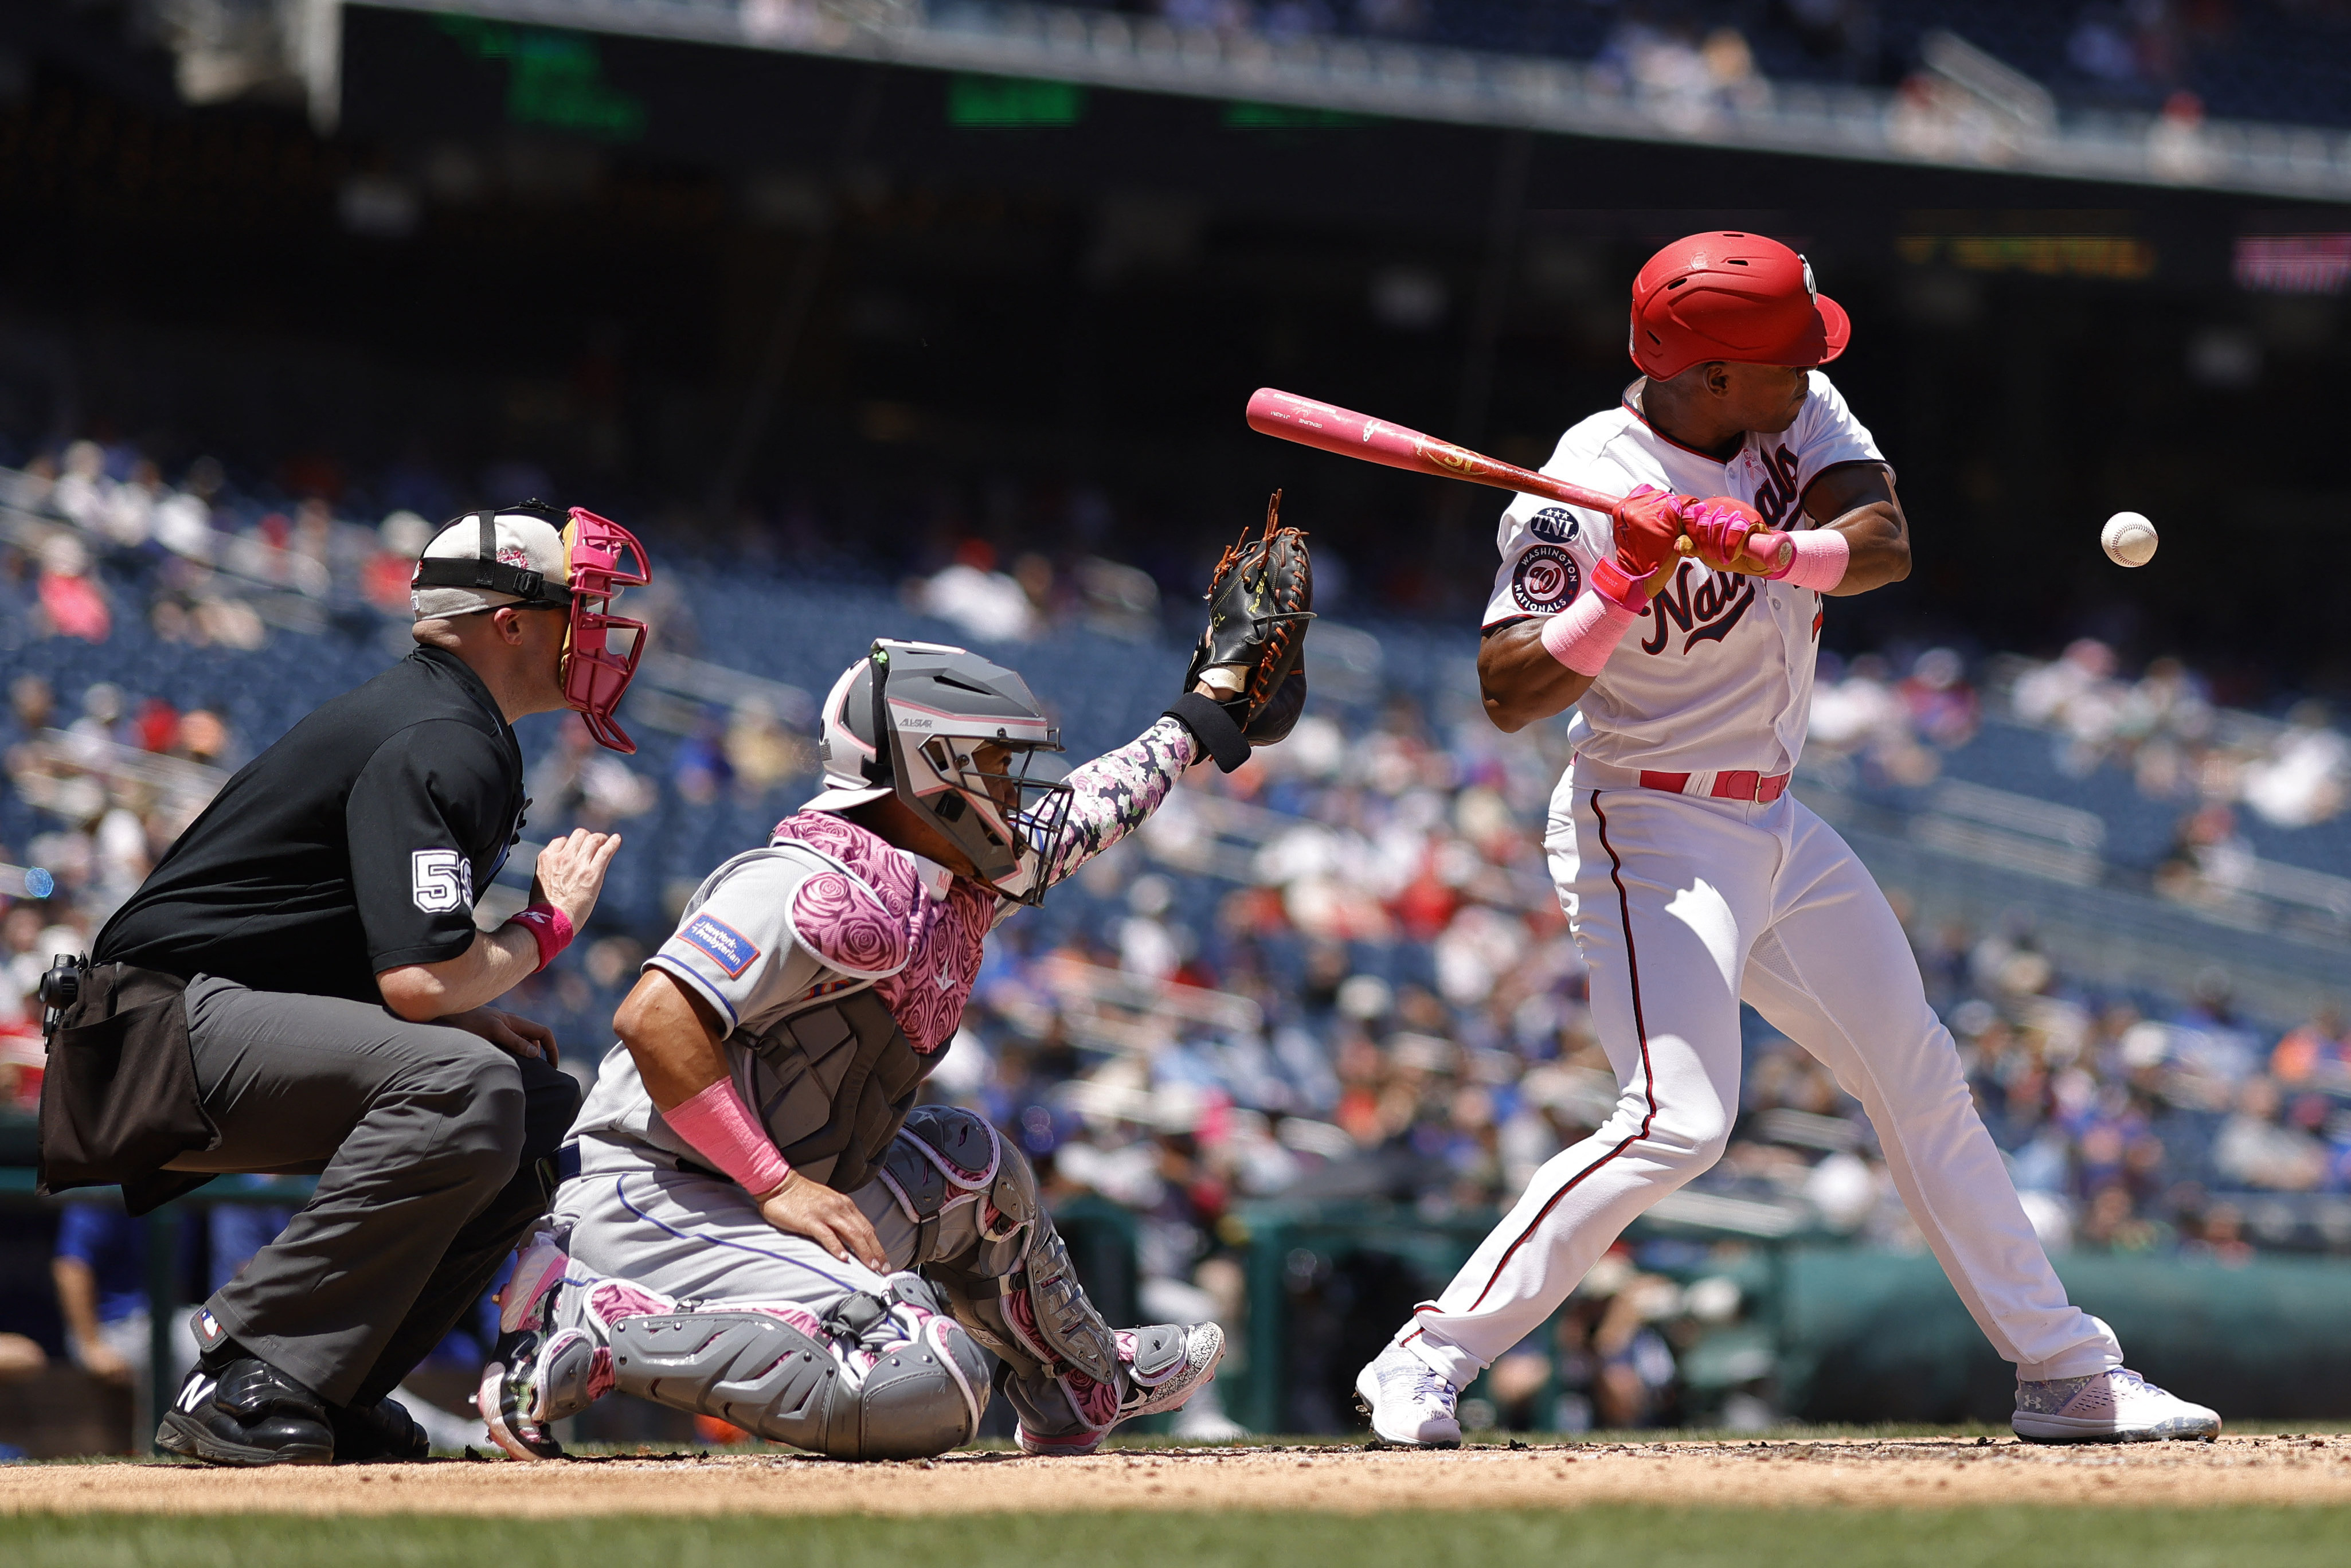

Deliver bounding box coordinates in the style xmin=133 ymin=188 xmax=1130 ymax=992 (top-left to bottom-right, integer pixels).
xmin=1399 ymin=775 xmax=2122 ymax=1388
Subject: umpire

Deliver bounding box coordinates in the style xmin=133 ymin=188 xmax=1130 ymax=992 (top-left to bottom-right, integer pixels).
xmin=41 ymin=502 xmax=654 ymax=1466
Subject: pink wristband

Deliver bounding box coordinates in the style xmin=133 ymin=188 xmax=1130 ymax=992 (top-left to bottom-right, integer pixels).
xmin=507 ymin=902 xmax=575 ymax=973
xmin=1538 ymin=591 xmax=1640 ymax=677
xmin=1766 ymin=529 xmax=1849 ymax=592
xmin=664 ymin=1077 xmax=790 ymax=1196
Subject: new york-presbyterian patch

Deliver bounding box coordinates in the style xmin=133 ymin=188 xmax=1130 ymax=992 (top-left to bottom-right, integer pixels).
xmin=1511 ymin=544 xmax=1582 ymax=612
xmin=680 ymin=913 xmax=760 ymax=977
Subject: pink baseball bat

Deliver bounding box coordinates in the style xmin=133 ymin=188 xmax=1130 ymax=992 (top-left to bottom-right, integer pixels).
xmin=1245 ymin=388 xmax=1625 ymax=514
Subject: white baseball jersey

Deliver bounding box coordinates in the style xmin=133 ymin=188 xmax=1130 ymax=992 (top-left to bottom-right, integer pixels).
xmin=1391 ymin=373 xmax=2125 ymax=1401
xmin=1480 ymin=372 xmax=1886 ymax=777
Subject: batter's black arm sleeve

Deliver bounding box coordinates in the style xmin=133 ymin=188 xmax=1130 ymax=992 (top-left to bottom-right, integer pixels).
xmin=346 ymin=721 xmax=511 ymax=975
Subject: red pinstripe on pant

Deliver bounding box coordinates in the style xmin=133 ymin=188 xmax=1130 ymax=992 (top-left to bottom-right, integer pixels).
xmin=1443 ymin=789 xmax=1660 ymax=1316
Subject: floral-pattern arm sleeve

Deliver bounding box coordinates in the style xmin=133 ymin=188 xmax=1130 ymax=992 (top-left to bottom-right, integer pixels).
xmin=1033 ymin=716 xmax=1199 ymax=891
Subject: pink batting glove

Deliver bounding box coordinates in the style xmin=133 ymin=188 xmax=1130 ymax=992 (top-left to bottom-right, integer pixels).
xmin=1683 ymin=496 xmax=1781 ymax=575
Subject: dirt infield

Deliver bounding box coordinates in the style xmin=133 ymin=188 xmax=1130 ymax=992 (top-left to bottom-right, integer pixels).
xmin=4 ymin=1435 xmax=2348 ymax=1516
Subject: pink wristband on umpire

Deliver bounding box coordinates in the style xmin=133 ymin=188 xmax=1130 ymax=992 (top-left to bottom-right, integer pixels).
xmin=664 ymin=1077 xmax=791 ymax=1196
xmin=1539 ymin=591 xmax=1640 ymax=678
xmin=507 ymin=902 xmax=575 ymax=973
xmin=1767 ymin=529 xmax=1849 ymax=593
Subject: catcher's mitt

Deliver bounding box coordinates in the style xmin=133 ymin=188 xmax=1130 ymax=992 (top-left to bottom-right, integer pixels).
xmin=1169 ymin=491 xmax=1314 ymax=772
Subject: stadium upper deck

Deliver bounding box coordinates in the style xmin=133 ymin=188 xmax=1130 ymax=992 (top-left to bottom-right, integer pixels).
xmin=178 ymin=0 xmax=2351 ymax=202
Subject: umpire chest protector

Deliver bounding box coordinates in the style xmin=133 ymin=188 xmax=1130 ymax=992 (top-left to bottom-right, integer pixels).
xmin=737 ymin=986 xmax=936 ymax=1194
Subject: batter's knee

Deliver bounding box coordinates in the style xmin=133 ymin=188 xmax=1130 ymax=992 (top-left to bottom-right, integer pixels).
xmin=1638 ymin=1101 xmax=1734 ymax=1175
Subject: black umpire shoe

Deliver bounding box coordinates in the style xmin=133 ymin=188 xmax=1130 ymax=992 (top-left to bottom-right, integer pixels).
xmin=157 ymin=1357 xmax=335 ymax=1466
xmin=328 ymin=1394 xmax=431 ymax=1463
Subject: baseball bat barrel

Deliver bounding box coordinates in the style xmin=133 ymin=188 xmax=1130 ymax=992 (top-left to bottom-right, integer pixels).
xmin=1245 ymin=388 xmax=1624 ymax=514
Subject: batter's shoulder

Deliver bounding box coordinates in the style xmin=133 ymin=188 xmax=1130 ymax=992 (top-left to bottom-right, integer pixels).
xmin=1789 ymin=370 xmax=1886 ymax=472
xmin=1799 ymin=369 xmax=1865 ymax=424
xmin=1545 ymin=403 xmax=1641 ymax=470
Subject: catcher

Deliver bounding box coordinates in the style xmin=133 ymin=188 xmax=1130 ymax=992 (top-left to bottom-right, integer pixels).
xmin=480 ymin=511 xmax=1311 ymax=1460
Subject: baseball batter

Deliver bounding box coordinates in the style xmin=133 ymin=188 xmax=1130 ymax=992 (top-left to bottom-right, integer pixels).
xmin=1356 ymin=233 xmax=2217 ymax=1446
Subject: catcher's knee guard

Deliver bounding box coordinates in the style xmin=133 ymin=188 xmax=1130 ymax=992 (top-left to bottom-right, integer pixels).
xmin=889 ymin=1106 xmax=1118 ymax=1386
xmin=606 ymin=1280 xmax=990 ymax=1461
xmin=878 ymin=1104 xmax=1004 ymax=1268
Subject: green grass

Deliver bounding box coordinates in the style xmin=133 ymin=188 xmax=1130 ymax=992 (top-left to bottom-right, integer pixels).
xmin=4 ymin=1508 xmax=2350 ymax=1568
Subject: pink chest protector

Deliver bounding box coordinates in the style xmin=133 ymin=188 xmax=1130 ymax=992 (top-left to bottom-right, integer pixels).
xmin=769 ymin=811 xmax=993 ymax=1054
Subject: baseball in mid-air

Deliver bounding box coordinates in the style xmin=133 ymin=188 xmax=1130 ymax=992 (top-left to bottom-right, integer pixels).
xmin=2101 ymin=511 xmax=2159 ymax=568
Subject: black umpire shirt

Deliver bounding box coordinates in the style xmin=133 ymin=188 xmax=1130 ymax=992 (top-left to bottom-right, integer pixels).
xmin=95 ymin=647 xmax=526 ymax=1006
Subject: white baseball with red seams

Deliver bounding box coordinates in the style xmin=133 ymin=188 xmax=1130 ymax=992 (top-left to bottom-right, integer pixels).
xmin=1383 ymin=372 xmax=2129 ymax=1405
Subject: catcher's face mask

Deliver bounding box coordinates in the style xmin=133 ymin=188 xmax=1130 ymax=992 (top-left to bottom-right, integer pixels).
xmin=410 ymin=504 xmax=653 ymax=753
xmin=808 ymin=640 xmax=1074 ymax=905
xmin=556 ymin=509 xmax=652 ymax=753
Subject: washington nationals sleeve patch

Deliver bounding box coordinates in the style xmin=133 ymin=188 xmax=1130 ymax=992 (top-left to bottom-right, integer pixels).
xmin=1511 ymin=544 xmax=1582 ymax=612
xmin=680 ymin=913 xmax=760 ymax=977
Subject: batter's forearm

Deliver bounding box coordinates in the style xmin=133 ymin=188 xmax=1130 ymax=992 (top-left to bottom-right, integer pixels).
xmin=1035 ymin=715 xmax=1199 ymax=890
xmin=1480 ymin=621 xmax=1597 ymax=733
xmin=1798 ymin=466 xmax=1908 ymax=598
xmin=1822 ymin=504 xmax=1910 ymax=596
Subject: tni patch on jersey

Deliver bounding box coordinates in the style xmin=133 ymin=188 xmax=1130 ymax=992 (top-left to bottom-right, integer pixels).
xmin=680 ymin=914 xmax=760 ymax=977
xmin=1527 ymin=507 xmax=1580 ymax=544
xmin=1512 ymin=544 xmax=1582 ymax=612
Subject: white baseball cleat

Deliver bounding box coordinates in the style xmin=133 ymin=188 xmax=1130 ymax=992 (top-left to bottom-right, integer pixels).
xmin=2012 ymin=1366 xmax=2220 ymax=1444
xmin=1354 ymin=1342 xmax=1462 ymax=1448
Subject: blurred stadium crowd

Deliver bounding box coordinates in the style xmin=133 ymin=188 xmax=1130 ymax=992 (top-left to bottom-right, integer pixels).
xmin=1077 ymin=0 xmax=2351 ymax=128
xmin=4 ymin=432 xmax=2351 ymax=1443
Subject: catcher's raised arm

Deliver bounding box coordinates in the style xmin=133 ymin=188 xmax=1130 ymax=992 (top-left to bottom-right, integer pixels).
xmin=1166 ymin=490 xmax=1316 ymax=773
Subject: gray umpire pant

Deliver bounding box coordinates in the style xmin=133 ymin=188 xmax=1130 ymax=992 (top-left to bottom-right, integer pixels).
xmin=162 ymin=975 xmax=580 ymax=1407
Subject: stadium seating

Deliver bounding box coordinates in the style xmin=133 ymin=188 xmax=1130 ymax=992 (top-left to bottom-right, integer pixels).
xmin=4 ymin=461 xmax=2349 ymax=1301
xmin=1070 ymin=0 xmax=2351 ymax=129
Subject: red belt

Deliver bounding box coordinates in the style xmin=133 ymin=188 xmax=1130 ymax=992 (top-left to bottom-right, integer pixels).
xmin=1636 ymin=768 xmax=1791 ymax=803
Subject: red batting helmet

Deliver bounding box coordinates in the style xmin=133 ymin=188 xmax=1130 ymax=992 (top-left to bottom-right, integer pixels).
xmin=1628 ymin=232 xmax=1851 ymax=381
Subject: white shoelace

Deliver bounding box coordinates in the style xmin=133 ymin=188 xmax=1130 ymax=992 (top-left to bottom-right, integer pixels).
xmin=1394 ymin=1357 xmax=1455 ymax=1414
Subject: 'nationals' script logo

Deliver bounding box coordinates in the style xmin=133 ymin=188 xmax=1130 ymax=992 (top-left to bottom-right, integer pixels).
xmin=1750 ymin=444 xmax=1802 ymax=527
xmin=1642 ymin=560 xmax=1757 ymax=655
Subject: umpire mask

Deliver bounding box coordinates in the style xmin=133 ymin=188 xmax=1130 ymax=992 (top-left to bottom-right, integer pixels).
xmin=803 ymin=640 xmax=1074 ymax=905
xmin=411 ymin=501 xmax=654 ymax=753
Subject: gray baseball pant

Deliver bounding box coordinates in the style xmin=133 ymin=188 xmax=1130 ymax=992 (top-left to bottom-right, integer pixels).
xmin=162 ymin=975 xmax=580 ymax=1406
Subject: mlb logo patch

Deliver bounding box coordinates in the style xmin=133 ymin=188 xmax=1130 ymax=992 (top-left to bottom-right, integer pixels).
xmin=680 ymin=914 xmax=759 ymax=977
